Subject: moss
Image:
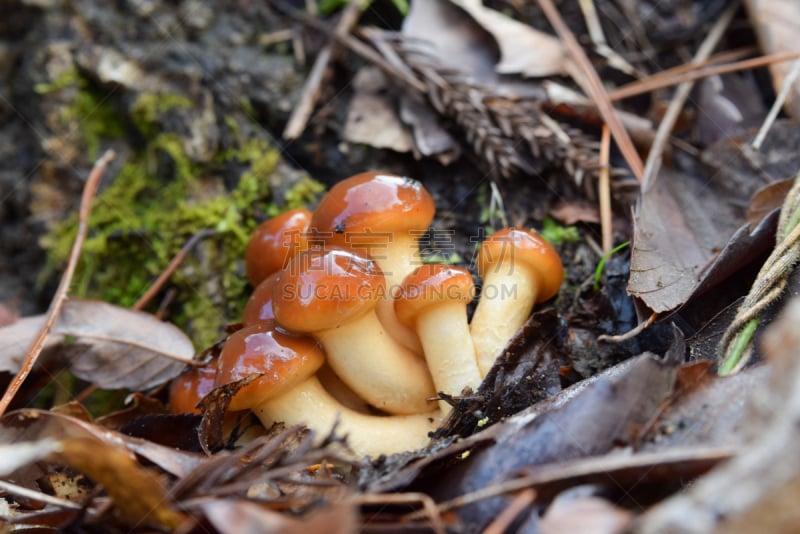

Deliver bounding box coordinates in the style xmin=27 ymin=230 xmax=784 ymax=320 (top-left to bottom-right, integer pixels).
xmin=131 ymin=92 xmax=193 ymax=137
xmin=43 ymin=130 xmax=324 ymax=349
xmin=37 ymin=68 xmax=126 ymax=159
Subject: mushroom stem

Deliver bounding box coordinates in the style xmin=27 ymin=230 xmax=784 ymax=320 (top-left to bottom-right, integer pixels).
xmin=414 ymin=302 xmax=481 ymax=412
xmin=374 ymin=235 xmax=425 ymax=355
xmin=253 ymin=376 xmax=441 ymax=457
xmin=316 ymin=311 xmax=436 ymax=414
xmin=471 ymin=267 xmax=539 ymax=376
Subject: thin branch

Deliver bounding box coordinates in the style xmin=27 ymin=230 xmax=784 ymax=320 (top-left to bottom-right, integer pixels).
xmin=282 ymin=0 xmax=370 ymax=140
xmin=599 ymin=125 xmax=612 ymax=252
xmin=0 ymin=150 xmax=115 ymax=417
xmin=536 ymin=0 xmax=644 ymax=182
xmin=752 ymin=58 xmax=800 ymax=150
xmin=609 ymin=50 xmax=800 ymax=102
xmin=133 ymin=229 xmax=216 ymax=311
xmin=641 ymin=2 xmax=738 ymax=189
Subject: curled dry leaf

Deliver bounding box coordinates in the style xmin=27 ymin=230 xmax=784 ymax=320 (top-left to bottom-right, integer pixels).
xmin=0 ymin=298 xmax=195 ymax=389
xmin=451 ymin=0 xmax=569 ymax=77
xmin=0 ymin=410 xmax=192 ymax=529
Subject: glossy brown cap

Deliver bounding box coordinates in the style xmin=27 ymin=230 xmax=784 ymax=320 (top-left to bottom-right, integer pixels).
xmin=395 ymin=264 xmax=475 ymax=327
xmin=168 ymin=358 xmax=218 ymax=414
xmin=273 ymin=248 xmax=385 ymax=333
xmin=245 ymin=208 xmax=312 ymax=286
xmin=477 ymin=228 xmax=563 ymax=302
xmin=215 ymin=322 xmax=325 ymax=411
xmin=241 ymin=272 xmax=280 ymax=325
xmin=310 ymin=172 xmax=434 ymax=248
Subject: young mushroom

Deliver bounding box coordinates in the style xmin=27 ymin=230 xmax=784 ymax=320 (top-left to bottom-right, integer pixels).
xmin=241 ymin=272 xmax=279 ymax=326
xmin=395 ymin=264 xmax=481 ymax=413
xmin=245 ymin=208 xmax=312 ymax=286
xmin=168 ymin=358 xmax=218 ymax=414
xmin=273 ymin=247 xmax=437 ymax=415
xmin=470 ymin=228 xmax=563 ymax=376
xmin=216 ymin=322 xmax=440 ymax=457
xmin=309 ymin=171 xmax=435 ymax=354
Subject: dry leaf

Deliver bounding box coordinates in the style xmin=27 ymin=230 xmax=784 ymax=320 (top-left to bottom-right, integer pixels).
xmin=745 ymin=0 xmax=800 ymax=119
xmin=540 ymin=495 xmax=632 ymax=534
xmin=0 ymin=298 xmax=195 ymax=389
xmin=202 ymin=499 xmax=357 ymax=534
xmin=452 ymin=0 xmax=569 ymax=77
xmin=0 ymin=410 xmax=189 ymax=529
xmin=635 ymin=297 xmax=800 ymax=533
xmin=628 ymin=168 xmax=743 ymax=313
xmin=343 ymin=68 xmax=414 ymax=153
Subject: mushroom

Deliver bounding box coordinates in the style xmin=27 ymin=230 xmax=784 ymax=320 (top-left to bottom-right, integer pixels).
xmin=395 ymin=264 xmax=481 ymax=412
xmin=168 ymin=358 xmax=218 ymax=414
xmin=241 ymin=272 xmax=279 ymax=325
xmin=242 ymin=273 xmax=373 ymax=412
xmin=309 ymin=171 xmax=435 ymax=354
xmin=470 ymin=228 xmax=563 ymax=376
xmin=245 ymin=208 xmax=312 ymax=286
xmin=273 ymin=247 xmax=437 ymax=415
xmin=216 ymin=322 xmax=440 ymax=457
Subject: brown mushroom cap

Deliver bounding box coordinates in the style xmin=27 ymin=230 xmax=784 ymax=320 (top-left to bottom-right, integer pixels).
xmin=245 ymin=208 xmax=312 ymax=286
xmin=169 ymin=358 xmax=218 ymax=414
xmin=272 ymin=248 xmax=385 ymax=333
xmin=216 ymin=322 xmax=325 ymax=411
xmin=310 ymin=171 xmax=434 ymax=248
xmin=241 ymin=272 xmax=280 ymax=325
xmin=477 ymin=228 xmax=563 ymax=302
xmin=395 ymin=264 xmax=475 ymax=327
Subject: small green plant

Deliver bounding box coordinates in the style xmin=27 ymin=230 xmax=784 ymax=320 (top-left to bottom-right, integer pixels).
xmin=593 ymin=241 xmax=631 ymax=291
xmin=539 ymin=216 xmax=580 ymax=246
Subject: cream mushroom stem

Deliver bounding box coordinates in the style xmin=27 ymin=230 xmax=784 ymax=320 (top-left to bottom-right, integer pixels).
xmin=471 ymin=265 xmax=539 ymax=376
xmin=372 ymin=234 xmax=425 ymax=355
xmin=314 ymin=310 xmax=436 ymax=414
xmin=411 ymin=301 xmax=481 ymax=413
xmin=254 ymin=375 xmax=441 ymax=458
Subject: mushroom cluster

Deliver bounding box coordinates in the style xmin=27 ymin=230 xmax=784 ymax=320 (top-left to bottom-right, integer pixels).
xmin=169 ymin=171 xmax=564 ymax=457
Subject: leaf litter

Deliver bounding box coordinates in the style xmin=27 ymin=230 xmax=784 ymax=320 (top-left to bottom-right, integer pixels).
xmin=5 ymin=0 xmax=800 ymax=532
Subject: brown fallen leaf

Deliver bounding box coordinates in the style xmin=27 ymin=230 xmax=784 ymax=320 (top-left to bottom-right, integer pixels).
xmin=56 ymin=437 xmax=187 ymax=529
xmin=628 ymin=167 xmax=743 ymax=313
xmin=634 ymin=297 xmax=800 ymax=533
xmin=0 ymin=416 xmax=186 ymax=529
xmin=746 ymin=177 xmax=794 ymax=227
xmin=0 ymin=409 xmax=204 ymax=479
xmin=0 ymin=298 xmax=195 ymax=389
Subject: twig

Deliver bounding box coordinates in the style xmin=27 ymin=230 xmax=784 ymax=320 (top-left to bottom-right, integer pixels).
xmin=0 ymin=150 xmax=115 ymax=417
xmin=352 ymin=493 xmax=445 ymax=534
xmin=405 ymin=476 xmax=536 ymax=521
xmin=597 ymin=311 xmax=657 ymax=343
xmin=609 ymin=50 xmax=800 ymax=102
xmin=282 ymin=0 xmax=369 ymax=140
xmin=132 ymin=229 xmax=216 ymax=311
xmin=640 ymin=2 xmax=738 ymax=189
xmin=481 ymin=488 xmax=537 ymax=534
xmin=598 ymin=125 xmax=612 ymax=252
xmin=752 ymin=58 xmax=800 ymax=150
xmin=577 ymin=0 xmax=635 ymax=76
xmin=536 ymin=0 xmax=644 ymax=182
